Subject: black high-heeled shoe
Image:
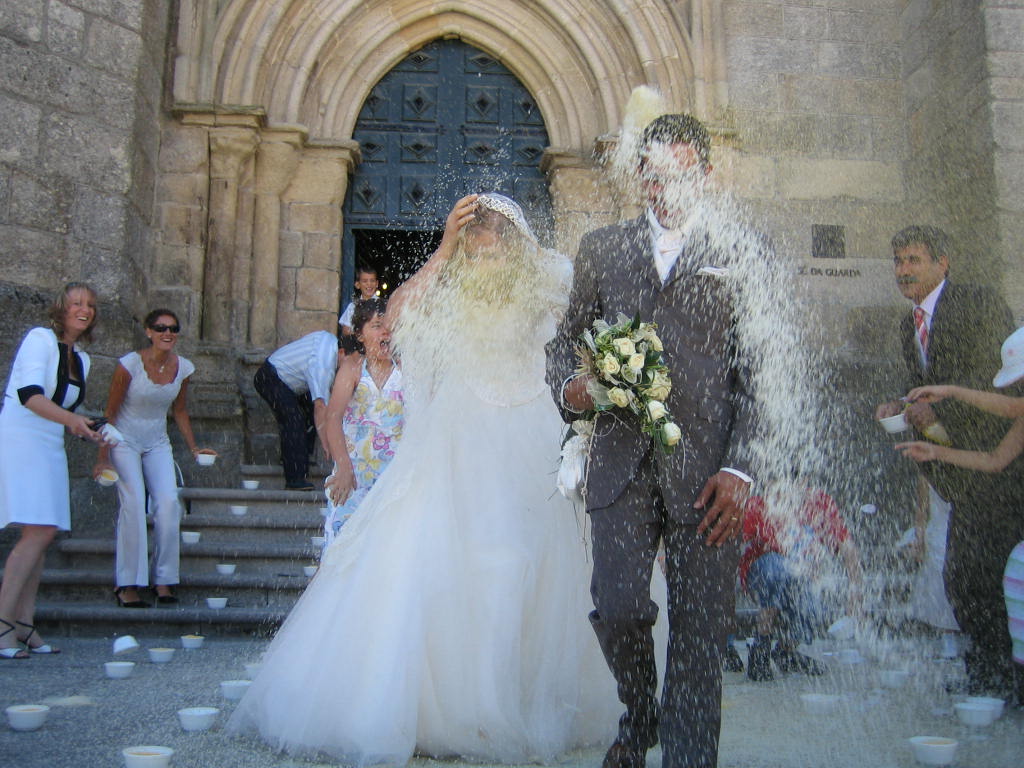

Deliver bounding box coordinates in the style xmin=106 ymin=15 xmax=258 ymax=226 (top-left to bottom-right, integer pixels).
xmin=113 ymin=587 xmax=150 ymax=608
xmin=153 ymin=586 xmax=178 ymax=605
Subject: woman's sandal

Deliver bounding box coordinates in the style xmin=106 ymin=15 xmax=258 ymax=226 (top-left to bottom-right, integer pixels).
xmin=16 ymin=621 xmax=60 ymax=655
xmin=114 ymin=587 xmax=150 ymax=609
xmin=0 ymin=618 xmax=30 ymax=660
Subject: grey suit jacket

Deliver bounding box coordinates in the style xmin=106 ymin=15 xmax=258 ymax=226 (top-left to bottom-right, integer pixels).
xmin=545 ymin=216 xmax=759 ymax=523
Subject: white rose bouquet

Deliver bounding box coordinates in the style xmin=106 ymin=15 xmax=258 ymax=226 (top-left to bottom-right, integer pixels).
xmin=575 ymin=312 xmax=681 ymax=452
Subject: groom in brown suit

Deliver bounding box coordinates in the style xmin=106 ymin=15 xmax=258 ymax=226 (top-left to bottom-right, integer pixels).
xmin=546 ymin=115 xmax=760 ymax=768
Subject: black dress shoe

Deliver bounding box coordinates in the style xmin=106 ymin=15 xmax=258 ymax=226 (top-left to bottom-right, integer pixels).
xmin=113 ymin=588 xmax=150 ymax=608
xmin=602 ymin=740 xmax=646 ymax=768
xmin=154 ymin=589 xmax=179 ymax=605
xmin=285 ymin=480 xmax=316 ymax=491
xmin=746 ymin=636 xmax=774 ymax=681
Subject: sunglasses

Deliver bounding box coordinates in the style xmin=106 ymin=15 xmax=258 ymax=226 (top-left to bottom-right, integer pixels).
xmin=150 ymin=323 xmax=181 ymax=333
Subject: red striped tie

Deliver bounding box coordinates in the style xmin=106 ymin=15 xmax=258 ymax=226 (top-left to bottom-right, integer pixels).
xmin=913 ymin=306 xmax=929 ymax=362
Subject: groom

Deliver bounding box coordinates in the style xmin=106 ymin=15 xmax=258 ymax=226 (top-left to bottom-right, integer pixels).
xmin=546 ymin=114 xmax=759 ymax=768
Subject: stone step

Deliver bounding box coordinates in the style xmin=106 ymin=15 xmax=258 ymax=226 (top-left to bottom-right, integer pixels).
xmin=54 ymin=537 xmax=323 ymax=572
xmin=237 ymin=463 xmax=332 ymax=490
xmin=28 ymin=567 xmax=314 ymax=607
xmin=32 ymin=601 xmax=287 ymax=636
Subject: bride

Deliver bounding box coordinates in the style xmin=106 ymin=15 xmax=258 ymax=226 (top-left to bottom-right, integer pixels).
xmin=229 ymin=194 xmax=651 ymax=765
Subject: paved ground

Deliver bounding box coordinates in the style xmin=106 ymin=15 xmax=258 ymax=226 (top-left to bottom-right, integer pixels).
xmin=2 ymin=635 xmax=1021 ymax=768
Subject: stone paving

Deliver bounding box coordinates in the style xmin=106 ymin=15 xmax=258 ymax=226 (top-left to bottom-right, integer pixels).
xmin=2 ymin=635 xmax=1022 ymax=768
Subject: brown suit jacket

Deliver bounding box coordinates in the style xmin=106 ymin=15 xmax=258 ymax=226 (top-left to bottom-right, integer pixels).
xmin=545 ymin=216 xmax=759 ymax=523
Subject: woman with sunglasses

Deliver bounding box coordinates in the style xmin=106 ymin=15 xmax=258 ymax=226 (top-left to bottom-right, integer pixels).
xmin=94 ymin=309 xmax=214 ymax=606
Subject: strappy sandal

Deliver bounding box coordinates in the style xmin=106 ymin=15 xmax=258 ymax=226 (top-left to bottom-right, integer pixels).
xmin=0 ymin=618 xmax=30 ymax=660
xmin=16 ymin=621 xmax=60 ymax=655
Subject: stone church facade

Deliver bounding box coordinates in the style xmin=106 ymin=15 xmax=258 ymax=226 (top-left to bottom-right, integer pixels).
xmin=1 ymin=1 xmax=1022 ymax=505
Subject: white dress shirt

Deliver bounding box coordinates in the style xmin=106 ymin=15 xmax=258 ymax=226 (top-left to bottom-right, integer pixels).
xmin=267 ymin=331 xmax=339 ymax=403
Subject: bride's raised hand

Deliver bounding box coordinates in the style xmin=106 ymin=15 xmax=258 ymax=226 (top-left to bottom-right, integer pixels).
xmin=437 ymin=194 xmax=479 ymax=259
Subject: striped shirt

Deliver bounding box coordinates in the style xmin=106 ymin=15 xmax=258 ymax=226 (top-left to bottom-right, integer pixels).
xmin=267 ymin=331 xmax=339 ymax=403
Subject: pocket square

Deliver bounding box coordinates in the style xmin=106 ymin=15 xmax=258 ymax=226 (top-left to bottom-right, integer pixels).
xmin=697 ymin=266 xmax=729 ymax=277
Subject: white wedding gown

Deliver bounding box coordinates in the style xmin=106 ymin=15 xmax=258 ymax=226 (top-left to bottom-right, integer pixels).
xmin=229 ymin=253 xmax=660 ymax=765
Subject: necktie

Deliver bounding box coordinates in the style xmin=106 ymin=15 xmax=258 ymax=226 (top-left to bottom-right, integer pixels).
xmin=913 ymin=306 xmax=929 ymax=363
xmin=655 ymin=230 xmax=683 ymax=283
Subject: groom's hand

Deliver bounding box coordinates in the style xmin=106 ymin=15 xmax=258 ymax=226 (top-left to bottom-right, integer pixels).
xmin=563 ymin=374 xmax=595 ymax=412
xmin=694 ymin=471 xmax=749 ymax=546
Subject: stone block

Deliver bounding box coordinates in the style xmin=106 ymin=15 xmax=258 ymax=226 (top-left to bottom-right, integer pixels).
xmin=0 ymin=0 xmax=44 ymax=43
xmin=157 ymin=172 xmax=205 ymax=204
xmin=72 ymin=186 xmax=126 ymax=249
xmin=818 ymin=41 xmax=872 ymax=79
xmin=295 ymin=267 xmax=339 ymax=312
xmin=72 ymin=0 xmax=142 ymax=31
xmin=47 ymin=0 xmax=85 ymax=56
xmin=304 ymin=232 xmax=340 ymax=269
xmin=714 ymin=152 xmax=776 ymax=200
xmin=84 ymin=17 xmax=143 ymax=79
xmin=988 ymin=51 xmax=1024 ymax=79
xmin=548 ymin=167 xmax=613 ymax=212
xmin=159 ymin=202 xmax=205 ymax=246
xmin=775 ymin=113 xmax=829 ymax=154
xmin=778 ymin=158 xmax=902 ymax=202
xmin=0 ymin=93 xmax=41 ymax=165
xmin=9 ymin=171 xmax=71 ymax=232
xmin=781 ymin=74 xmax=834 ymax=113
xmin=279 ymin=231 xmax=304 ymax=267
xmin=0 ymin=224 xmax=68 ymax=286
xmin=829 ymin=10 xmax=900 ymax=44
xmin=284 ymin=156 xmax=345 ymax=203
xmin=835 ymin=79 xmax=901 ymax=117
xmin=826 ymin=116 xmax=871 ymax=158
xmin=159 ymin=125 xmax=208 ymax=174
xmin=727 ymin=36 xmax=817 ymax=76
xmin=985 ymin=7 xmax=1024 ymax=53
xmin=288 ymin=202 xmax=337 ymax=234
xmin=724 ymin=2 xmax=783 ymax=38
xmin=783 ymin=6 xmax=828 ymax=40
xmin=43 ymin=113 xmax=132 ymax=193
xmin=990 ymin=77 xmax=1024 ymax=101
xmin=994 ymin=151 xmax=1024 ymax=213
xmin=870 ymin=117 xmax=904 ymax=161
xmin=992 ymin=102 xmax=1024 ymax=152
xmin=729 ymin=71 xmax=780 ymax=111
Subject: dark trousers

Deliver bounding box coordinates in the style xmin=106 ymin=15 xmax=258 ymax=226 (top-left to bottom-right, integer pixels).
xmin=254 ymin=361 xmax=314 ymax=485
xmin=589 ymin=454 xmax=738 ymax=768
xmin=945 ymin=495 xmax=1022 ymax=696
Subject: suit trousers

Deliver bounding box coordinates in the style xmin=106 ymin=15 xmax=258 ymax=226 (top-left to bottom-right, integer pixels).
xmin=589 ymin=453 xmax=738 ymax=768
xmin=112 ymin=439 xmax=182 ymax=587
xmin=254 ymin=361 xmax=315 ymax=485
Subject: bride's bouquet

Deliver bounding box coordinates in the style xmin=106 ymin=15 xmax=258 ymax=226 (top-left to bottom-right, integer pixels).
xmin=557 ymin=313 xmax=681 ymax=501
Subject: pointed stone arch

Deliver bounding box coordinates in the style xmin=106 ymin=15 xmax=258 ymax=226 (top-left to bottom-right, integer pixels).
xmin=174 ymin=0 xmax=725 ymax=153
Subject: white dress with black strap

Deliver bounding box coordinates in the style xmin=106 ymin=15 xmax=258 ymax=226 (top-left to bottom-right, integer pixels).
xmin=0 ymin=327 xmax=90 ymax=530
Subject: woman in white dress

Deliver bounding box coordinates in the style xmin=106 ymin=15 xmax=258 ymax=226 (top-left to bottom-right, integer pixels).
xmin=93 ymin=309 xmax=214 ymax=607
xmin=0 ymin=283 xmax=105 ymax=658
xmin=228 ymin=194 xmax=635 ymax=764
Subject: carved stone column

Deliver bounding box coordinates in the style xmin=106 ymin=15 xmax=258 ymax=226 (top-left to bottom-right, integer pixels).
xmin=250 ymin=126 xmax=305 ymax=347
xmin=203 ymin=127 xmax=259 ymax=341
xmin=542 ymin=148 xmax=615 ymax=254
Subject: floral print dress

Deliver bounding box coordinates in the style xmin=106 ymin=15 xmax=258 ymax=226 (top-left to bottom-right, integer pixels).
xmin=324 ymin=362 xmax=404 ymax=543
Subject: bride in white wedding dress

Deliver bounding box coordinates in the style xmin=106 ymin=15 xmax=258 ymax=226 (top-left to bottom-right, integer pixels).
xmin=228 ymin=194 xmax=658 ymax=765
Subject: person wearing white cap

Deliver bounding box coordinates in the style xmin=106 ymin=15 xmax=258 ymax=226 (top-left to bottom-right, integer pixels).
xmin=897 ymin=325 xmax=1024 ymax=704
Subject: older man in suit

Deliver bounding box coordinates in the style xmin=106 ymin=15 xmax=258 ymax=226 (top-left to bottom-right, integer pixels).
xmin=877 ymin=225 xmax=1023 ymax=698
xmin=546 ymin=115 xmax=759 ymax=768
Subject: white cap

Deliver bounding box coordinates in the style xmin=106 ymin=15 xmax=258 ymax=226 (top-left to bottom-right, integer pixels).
xmin=993 ymin=326 xmax=1024 ymax=388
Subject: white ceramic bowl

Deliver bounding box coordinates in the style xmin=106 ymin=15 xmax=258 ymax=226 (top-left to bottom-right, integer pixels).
xmin=5 ymin=704 xmax=50 ymax=731
xmin=303 ymin=565 xmax=317 ymax=577
xmin=229 ymin=505 xmax=248 ymax=516
xmin=104 ymin=661 xmax=136 ymax=679
xmin=180 ymin=634 xmax=204 ymax=650
xmin=97 ymin=468 xmax=119 ymax=487
xmin=148 ymin=647 xmax=175 ymax=663
xmin=122 ymin=746 xmax=174 ymax=768
xmin=195 ymin=453 xmax=216 ymax=466
xmin=965 ymin=696 xmax=1005 ymax=719
xmin=176 ymin=706 xmax=218 ymax=732
xmin=310 ymin=536 xmax=326 ymax=548
xmin=241 ymin=479 xmax=259 ymax=490
xmin=908 ymin=736 xmax=957 ymax=766
xmin=878 ymin=669 xmax=909 ymax=689
xmin=243 ymin=662 xmax=262 ymax=679
xmin=113 ymin=635 xmax=140 ymax=655
xmin=219 ymin=679 xmax=252 ymax=700
xmin=878 ymin=412 xmax=909 ymax=433
xmin=215 ymin=563 xmax=236 ymax=575
xmin=954 ymin=701 xmax=996 ymax=727
xmin=206 ymin=597 xmax=228 ymax=610
xmin=181 ymin=531 xmax=201 ymax=544
xmin=799 ymin=693 xmax=841 ymax=715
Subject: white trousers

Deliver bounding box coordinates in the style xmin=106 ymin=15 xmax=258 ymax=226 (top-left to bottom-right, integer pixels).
xmin=112 ymin=439 xmax=182 ymax=587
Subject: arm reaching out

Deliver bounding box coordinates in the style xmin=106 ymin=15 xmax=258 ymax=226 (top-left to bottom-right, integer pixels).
xmin=896 ymin=415 xmax=1024 ymax=472
xmin=907 ymin=384 xmax=1024 ymax=419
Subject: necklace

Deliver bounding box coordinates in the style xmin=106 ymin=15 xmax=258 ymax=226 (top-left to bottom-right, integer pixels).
xmin=150 ymin=352 xmax=170 ymax=374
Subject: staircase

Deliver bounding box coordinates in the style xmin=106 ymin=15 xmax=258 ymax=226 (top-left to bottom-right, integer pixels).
xmin=19 ymin=465 xmax=329 ymax=637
